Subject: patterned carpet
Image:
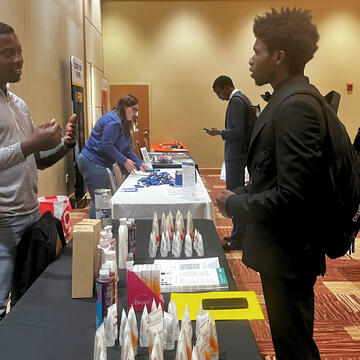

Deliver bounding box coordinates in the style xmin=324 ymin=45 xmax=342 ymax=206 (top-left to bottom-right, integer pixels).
xmin=201 ymin=174 xmax=360 ymax=360
xmin=69 ymin=174 xmax=360 ymax=360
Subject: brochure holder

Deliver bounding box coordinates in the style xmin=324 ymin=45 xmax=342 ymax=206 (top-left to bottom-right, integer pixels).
xmin=127 ymin=270 xmax=164 ymax=312
xmin=182 ymin=160 xmax=196 ymax=200
xmin=140 ymin=147 xmax=153 ymax=169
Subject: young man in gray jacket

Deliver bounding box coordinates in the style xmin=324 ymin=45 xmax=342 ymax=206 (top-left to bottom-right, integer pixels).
xmin=0 ymin=22 xmax=76 ymax=319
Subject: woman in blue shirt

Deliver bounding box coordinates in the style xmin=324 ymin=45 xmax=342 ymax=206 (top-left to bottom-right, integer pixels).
xmin=78 ymin=94 xmax=146 ymax=218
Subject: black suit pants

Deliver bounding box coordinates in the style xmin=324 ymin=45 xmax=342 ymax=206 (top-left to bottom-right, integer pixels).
xmin=225 ymin=159 xmax=245 ymax=240
xmin=260 ymin=274 xmax=321 ymax=360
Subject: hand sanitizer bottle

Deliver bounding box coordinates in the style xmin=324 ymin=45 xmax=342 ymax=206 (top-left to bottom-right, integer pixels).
xmin=118 ymin=218 xmax=128 ymax=269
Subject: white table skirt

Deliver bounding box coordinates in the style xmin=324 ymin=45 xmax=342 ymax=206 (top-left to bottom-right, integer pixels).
xmin=111 ymin=169 xmax=215 ymax=221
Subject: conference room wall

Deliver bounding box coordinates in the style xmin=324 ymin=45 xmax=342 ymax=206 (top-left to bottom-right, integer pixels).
xmin=1 ymin=0 xmax=84 ymax=196
xmin=102 ymin=0 xmax=360 ymax=169
xmin=85 ymin=0 xmax=105 ymax=136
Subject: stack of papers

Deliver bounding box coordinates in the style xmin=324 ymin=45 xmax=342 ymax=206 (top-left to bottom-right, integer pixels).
xmin=154 ymin=257 xmax=220 ymax=271
xmin=133 ymin=258 xmax=228 ymax=293
xmin=160 ymin=267 xmax=229 ymax=293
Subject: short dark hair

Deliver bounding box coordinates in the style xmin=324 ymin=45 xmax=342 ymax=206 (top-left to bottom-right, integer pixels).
xmin=114 ymin=94 xmax=139 ymax=133
xmin=213 ymin=75 xmax=234 ymax=90
xmin=0 ymin=22 xmax=14 ymax=35
xmin=253 ymin=7 xmax=319 ymax=74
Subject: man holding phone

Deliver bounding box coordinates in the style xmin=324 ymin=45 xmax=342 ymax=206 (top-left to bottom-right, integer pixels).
xmin=205 ymin=75 xmax=253 ymax=250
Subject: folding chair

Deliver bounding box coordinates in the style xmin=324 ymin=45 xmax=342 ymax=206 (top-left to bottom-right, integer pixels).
xmin=106 ymin=168 xmax=117 ymax=195
xmin=112 ymin=163 xmax=125 ymax=188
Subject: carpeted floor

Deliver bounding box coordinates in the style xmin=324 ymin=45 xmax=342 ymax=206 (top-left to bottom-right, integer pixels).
xmin=201 ymin=173 xmax=360 ymax=360
xmin=69 ymin=174 xmax=360 ymax=360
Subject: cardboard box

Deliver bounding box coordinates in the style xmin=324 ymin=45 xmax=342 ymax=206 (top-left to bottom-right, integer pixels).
xmin=72 ymin=225 xmax=95 ymax=298
xmin=77 ymin=219 xmax=101 ymax=282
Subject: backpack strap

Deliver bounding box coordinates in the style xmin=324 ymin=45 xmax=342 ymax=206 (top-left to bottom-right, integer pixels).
xmin=250 ymin=83 xmax=326 ymax=148
xmin=231 ymin=92 xmax=257 ymax=149
xmin=267 ymin=83 xmax=328 ymax=147
xmin=232 ymin=92 xmax=253 ymax=109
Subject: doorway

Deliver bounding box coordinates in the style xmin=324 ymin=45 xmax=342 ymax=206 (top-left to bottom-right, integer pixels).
xmin=109 ymin=84 xmax=150 ymax=157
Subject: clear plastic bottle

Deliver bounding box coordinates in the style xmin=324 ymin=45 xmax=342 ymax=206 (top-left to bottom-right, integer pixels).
xmin=127 ymin=218 xmax=136 ymax=261
xmin=105 ymin=259 xmax=118 ymax=309
xmin=118 ymin=218 xmax=128 ymax=269
xmin=95 ymin=189 xmax=112 ymax=227
xmin=98 ymin=231 xmax=109 ymax=266
xmin=104 ymin=225 xmax=115 ymax=250
xmin=95 ymin=268 xmax=112 ymax=328
xmin=101 ymin=263 xmax=115 ymax=306
xmin=99 ymin=230 xmax=108 ymax=248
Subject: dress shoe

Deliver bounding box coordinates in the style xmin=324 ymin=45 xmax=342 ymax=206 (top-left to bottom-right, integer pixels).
xmin=222 ymin=239 xmax=243 ymax=251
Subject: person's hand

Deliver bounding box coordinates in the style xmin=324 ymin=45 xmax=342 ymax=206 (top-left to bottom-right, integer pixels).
xmin=124 ymin=159 xmax=136 ymax=174
xmin=38 ymin=118 xmax=56 ymax=129
xmin=139 ymin=163 xmax=147 ymax=171
xmin=64 ymin=113 xmax=77 ymax=147
xmin=21 ymin=119 xmax=62 ymax=157
xmin=215 ymin=190 xmax=235 ymax=218
xmin=207 ymin=127 xmax=221 ymax=136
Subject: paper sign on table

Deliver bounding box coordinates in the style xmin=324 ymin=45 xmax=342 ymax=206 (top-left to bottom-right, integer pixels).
xmin=182 ymin=160 xmax=196 ymax=200
xmin=127 ymin=270 xmax=164 ymax=312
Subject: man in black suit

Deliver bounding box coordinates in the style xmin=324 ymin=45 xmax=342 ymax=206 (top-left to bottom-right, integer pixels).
xmin=216 ymin=8 xmax=324 ymax=360
xmin=206 ymin=75 xmax=253 ymax=250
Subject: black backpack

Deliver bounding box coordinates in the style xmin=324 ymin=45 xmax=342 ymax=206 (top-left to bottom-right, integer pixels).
xmin=233 ymin=93 xmax=260 ymax=149
xmin=352 ymin=127 xmax=360 ymax=157
xmin=283 ymin=85 xmax=360 ymax=259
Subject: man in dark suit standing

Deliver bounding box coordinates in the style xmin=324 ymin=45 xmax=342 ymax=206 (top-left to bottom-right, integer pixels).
xmin=216 ymin=8 xmax=324 ymax=360
xmin=206 ymin=75 xmax=253 ymax=250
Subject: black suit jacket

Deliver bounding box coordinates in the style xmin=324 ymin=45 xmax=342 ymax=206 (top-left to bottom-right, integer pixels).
xmin=226 ymin=76 xmax=326 ymax=278
xmin=221 ymin=91 xmax=249 ymax=161
xmin=12 ymin=211 xmax=66 ymax=304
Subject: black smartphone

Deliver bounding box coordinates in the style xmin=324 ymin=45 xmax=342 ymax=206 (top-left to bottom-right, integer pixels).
xmin=202 ymin=297 xmax=249 ymax=310
xmin=204 ymin=127 xmax=210 ymax=132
